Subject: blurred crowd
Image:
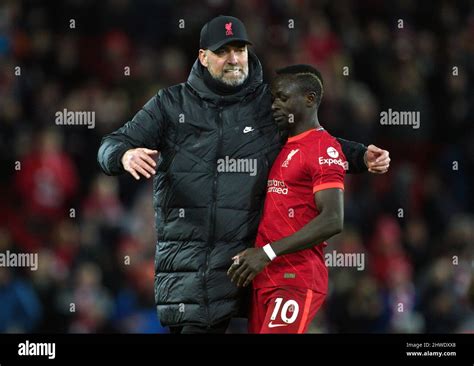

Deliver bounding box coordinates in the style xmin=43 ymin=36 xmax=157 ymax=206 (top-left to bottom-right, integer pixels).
xmin=0 ymin=0 xmax=472 ymax=333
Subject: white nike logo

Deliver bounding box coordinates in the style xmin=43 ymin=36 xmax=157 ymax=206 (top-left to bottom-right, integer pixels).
xmin=243 ymin=126 xmax=254 ymax=133
xmin=268 ymin=321 xmax=288 ymax=328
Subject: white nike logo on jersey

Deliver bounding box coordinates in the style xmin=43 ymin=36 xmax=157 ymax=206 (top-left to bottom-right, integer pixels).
xmin=243 ymin=126 xmax=254 ymax=133
xmin=268 ymin=321 xmax=288 ymax=328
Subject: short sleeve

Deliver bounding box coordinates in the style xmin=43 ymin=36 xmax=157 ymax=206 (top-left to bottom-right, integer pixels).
xmin=308 ymin=138 xmax=347 ymax=194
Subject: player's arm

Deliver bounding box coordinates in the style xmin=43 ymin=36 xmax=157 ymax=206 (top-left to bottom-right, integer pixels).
xmin=97 ymin=94 xmax=164 ymax=178
xmin=336 ymin=138 xmax=390 ymax=174
xmin=270 ymin=188 xmax=343 ymax=255
xmin=228 ymin=188 xmax=343 ymax=287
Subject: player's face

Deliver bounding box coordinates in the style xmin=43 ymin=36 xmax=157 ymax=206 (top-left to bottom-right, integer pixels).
xmin=199 ymin=43 xmax=249 ymax=86
xmin=271 ymin=77 xmax=306 ymax=130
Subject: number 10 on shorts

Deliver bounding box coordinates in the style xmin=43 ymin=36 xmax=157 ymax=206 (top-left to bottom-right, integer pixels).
xmin=271 ymin=298 xmax=300 ymax=324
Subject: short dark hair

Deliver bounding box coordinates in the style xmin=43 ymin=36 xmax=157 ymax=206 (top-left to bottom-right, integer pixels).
xmin=275 ymin=64 xmax=324 ymax=107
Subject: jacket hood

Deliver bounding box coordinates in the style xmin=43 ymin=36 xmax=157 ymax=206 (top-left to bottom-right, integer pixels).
xmin=187 ymin=50 xmax=263 ymax=103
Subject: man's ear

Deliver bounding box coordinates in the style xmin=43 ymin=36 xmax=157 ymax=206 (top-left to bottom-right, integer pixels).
xmin=198 ymin=49 xmax=208 ymax=67
xmin=306 ymin=92 xmax=317 ymax=107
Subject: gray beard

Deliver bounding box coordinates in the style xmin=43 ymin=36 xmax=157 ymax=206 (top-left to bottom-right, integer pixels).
xmin=219 ymin=74 xmax=248 ymax=86
xmin=209 ymin=69 xmax=249 ymax=87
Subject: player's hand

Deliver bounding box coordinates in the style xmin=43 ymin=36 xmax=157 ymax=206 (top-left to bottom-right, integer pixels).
xmin=365 ymin=145 xmax=390 ymax=174
xmin=121 ymin=148 xmax=158 ymax=180
xmin=227 ymin=248 xmax=270 ymax=288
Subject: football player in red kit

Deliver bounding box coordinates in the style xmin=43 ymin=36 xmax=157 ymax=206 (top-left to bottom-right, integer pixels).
xmin=227 ymin=64 xmax=346 ymax=333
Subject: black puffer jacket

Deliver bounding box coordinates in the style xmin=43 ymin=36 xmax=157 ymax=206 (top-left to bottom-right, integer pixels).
xmin=97 ymin=52 xmax=367 ymax=327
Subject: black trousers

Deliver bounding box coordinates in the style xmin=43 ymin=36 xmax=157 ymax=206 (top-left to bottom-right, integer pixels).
xmin=169 ymin=319 xmax=231 ymax=334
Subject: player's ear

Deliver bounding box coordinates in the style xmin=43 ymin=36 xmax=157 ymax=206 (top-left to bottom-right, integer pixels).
xmin=198 ymin=49 xmax=208 ymax=67
xmin=306 ymin=91 xmax=317 ymax=107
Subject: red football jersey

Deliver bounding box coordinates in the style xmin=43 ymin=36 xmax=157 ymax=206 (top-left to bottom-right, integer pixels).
xmin=253 ymin=127 xmax=347 ymax=293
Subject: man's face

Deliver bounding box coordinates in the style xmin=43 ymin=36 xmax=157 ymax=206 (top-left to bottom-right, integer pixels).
xmin=271 ymin=76 xmax=306 ymax=131
xmin=199 ymin=43 xmax=249 ymax=86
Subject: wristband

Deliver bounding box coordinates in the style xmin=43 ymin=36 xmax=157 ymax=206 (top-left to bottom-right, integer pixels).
xmin=262 ymin=243 xmax=277 ymax=261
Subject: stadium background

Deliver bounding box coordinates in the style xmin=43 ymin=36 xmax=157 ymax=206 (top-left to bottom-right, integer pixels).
xmin=0 ymin=0 xmax=472 ymax=334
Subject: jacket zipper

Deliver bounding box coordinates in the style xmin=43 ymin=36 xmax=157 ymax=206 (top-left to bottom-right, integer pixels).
xmin=202 ymin=105 xmax=224 ymax=328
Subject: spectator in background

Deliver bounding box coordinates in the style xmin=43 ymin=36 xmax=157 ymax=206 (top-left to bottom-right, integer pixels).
xmin=57 ymin=262 xmax=113 ymax=333
xmin=0 ymin=267 xmax=42 ymax=333
xmin=0 ymin=229 xmax=42 ymax=333
xmin=15 ymin=129 xmax=78 ymax=221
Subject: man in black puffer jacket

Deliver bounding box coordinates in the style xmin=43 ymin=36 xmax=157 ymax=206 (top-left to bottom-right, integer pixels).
xmin=97 ymin=15 xmax=390 ymax=334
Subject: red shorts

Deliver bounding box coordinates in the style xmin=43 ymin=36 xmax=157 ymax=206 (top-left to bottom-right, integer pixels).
xmin=248 ymin=286 xmax=326 ymax=334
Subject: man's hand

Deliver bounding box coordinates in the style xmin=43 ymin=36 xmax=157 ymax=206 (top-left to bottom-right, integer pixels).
xmin=227 ymin=248 xmax=270 ymax=288
xmin=121 ymin=148 xmax=158 ymax=180
xmin=365 ymin=145 xmax=390 ymax=174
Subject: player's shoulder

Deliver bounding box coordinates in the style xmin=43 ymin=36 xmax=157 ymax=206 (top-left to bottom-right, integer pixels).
xmin=309 ymin=129 xmax=347 ymax=171
xmin=301 ymin=129 xmax=345 ymax=166
xmin=306 ymin=128 xmax=343 ymax=151
xmin=318 ymin=128 xmax=338 ymax=141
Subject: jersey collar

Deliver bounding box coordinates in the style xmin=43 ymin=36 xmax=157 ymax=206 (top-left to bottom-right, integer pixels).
xmin=287 ymin=127 xmax=324 ymax=143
